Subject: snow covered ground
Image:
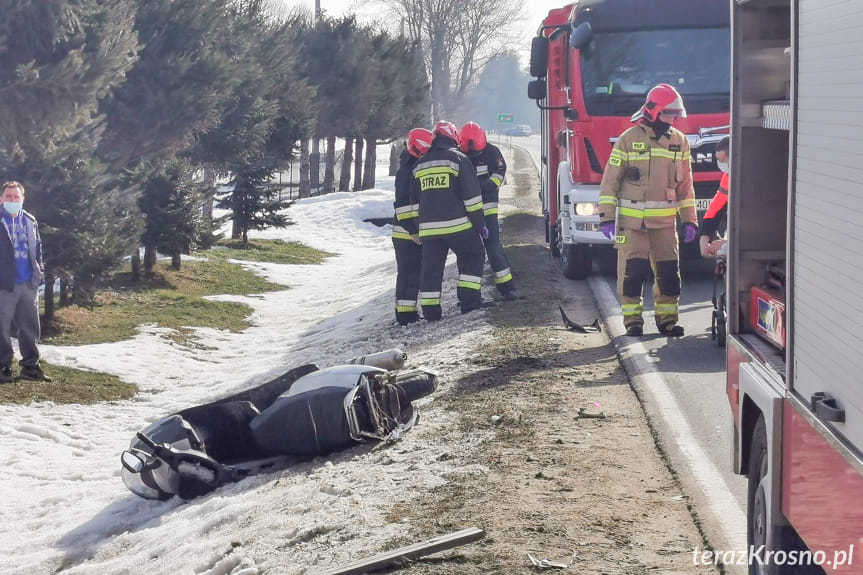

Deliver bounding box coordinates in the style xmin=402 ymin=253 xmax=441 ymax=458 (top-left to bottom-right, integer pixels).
xmin=0 ymin=151 xmax=505 ymax=574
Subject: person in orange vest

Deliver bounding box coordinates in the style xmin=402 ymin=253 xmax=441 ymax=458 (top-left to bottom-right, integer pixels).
xmin=598 ymin=84 xmax=698 ymax=337
xmin=458 ymin=122 xmax=518 ymax=300
xmin=699 ymin=136 xmax=729 ymax=259
xmin=392 ymin=128 xmax=433 ymax=325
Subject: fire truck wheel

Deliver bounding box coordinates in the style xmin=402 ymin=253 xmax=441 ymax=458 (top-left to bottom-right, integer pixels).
xmin=747 ymin=416 xmax=823 ymax=575
xmin=561 ymin=243 xmax=592 ymax=280
xmin=747 ymin=416 xmax=770 ymax=575
xmin=550 ymin=222 xmax=561 ymax=257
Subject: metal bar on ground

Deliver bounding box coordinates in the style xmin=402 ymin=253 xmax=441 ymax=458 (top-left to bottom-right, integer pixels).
xmin=321 ymin=527 xmax=486 ymax=575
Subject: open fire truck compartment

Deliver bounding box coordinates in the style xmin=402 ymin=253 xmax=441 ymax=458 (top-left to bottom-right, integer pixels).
xmin=728 ymin=0 xmax=863 ymax=571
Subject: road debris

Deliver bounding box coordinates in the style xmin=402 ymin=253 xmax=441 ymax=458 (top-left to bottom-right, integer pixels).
xmin=527 ymin=551 xmax=577 ymax=569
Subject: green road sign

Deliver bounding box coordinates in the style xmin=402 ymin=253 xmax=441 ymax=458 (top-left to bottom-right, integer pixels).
xmin=497 ymin=114 xmax=514 ymax=123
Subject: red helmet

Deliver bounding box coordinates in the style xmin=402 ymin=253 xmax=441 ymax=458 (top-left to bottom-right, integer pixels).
xmin=631 ymin=83 xmax=687 ymax=123
xmin=433 ymin=120 xmax=460 ymax=144
xmin=407 ymin=128 xmax=433 ymax=158
xmin=458 ymin=122 xmax=487 ymax=153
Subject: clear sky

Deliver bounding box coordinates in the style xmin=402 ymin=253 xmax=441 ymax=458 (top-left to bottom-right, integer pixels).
xmin=283 ymin=0 xmax=571 ymax=65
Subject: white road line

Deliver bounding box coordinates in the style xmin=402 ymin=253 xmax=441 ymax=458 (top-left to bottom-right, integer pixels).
xmin=589 ymin=275 xmax=747 ymax=552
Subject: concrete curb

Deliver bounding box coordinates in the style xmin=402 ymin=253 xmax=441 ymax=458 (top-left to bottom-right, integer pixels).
xmin=588 ymin=275 xmax=747 ymax=565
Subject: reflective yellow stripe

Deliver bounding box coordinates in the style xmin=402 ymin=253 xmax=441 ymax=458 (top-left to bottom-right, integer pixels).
xmin=392 ymin=231 xmax=412 ymax=240
xmin=465 ymin=200 xmax=483 ymax=212
xmin=418 ymin=221 xmax=474 ymax=237
xmin=415 ymin=165 xmax=458 ymax=178
xmin=651 ymin=149 xmax=682 ymax=160
xmin=677 ymin=198 xmax=695 ymax=209
xmin=654 ymin=303 xmax=679 ymax=314
xmin=626 ymin=154 xmax=650 ymax=162
xmin=621 ymin=304 xmax=643 ymax=316
xmin=396 ymin=305 xmax=417 ymax=312
xmin=598 ymin=195 xmax=618 ymax=206
xmin=610 ymin=149 xmax=627 ymax=160
xmin=421 ymin=298 xmax=441 ymax=306
xmin=490 ymin=175 xmax=503 ymax=186
xmin=484 ymin=206 xmax=499 ymax=216
xmin=644 ymin=207 xmax=678 ymax=217
xmin=457 ymin=279 xmax=481 ymax=291
xmin=494 ymin=273 xmax=513 ymax=284
xmin=618 ymin=206 xmax=644 ymax=218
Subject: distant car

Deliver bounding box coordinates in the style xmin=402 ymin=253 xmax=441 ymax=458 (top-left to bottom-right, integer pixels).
xmin=502 ymin=124 xmax=532 ymax=137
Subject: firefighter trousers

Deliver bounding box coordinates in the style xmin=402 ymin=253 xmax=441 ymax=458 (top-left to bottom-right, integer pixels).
xmin=393 ymin=237 xmax=422 ymax=325
xmin=419 ymin=229 xmax=485 ymax=321
xmin=615 ymin=226 xmax=681 ymax=330
xmin=483 ymin=213 xmax=515 ymax=294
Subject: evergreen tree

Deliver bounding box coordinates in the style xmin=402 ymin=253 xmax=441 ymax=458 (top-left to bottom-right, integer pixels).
xmin=98 ymin=0 xmax=241 ymax=170
xmin=137 ymin=159 xmax=218 ymax=273
xmin=0 ymin=0 xmax=140 ymax=313
xmin=196 ymin=5 xmax=313 ymax=243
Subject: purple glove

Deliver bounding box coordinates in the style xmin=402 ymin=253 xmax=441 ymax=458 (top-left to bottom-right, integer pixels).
xmin=600 ymin=222 xmax=615 ymax=240
xmin=683 ymin=222 xmax=697 ymax=243
xmin=480 ymin=226 xmax=489 ymax=240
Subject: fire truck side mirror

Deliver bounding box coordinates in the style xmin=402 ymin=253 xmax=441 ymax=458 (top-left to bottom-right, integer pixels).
xmin=529 ymin=36 xmax=549 ymax=78
xmin=569 ymin=22 xmax=593 ymax=50
xmin=528 ymin=79 xmax=546 ymax=101
xmin=564 ymin=108 xmax=579 ymax=120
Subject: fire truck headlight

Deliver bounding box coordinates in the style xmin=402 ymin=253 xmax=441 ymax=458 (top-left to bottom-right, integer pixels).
xmin=575 ymin=202 xmax=597 ymax=216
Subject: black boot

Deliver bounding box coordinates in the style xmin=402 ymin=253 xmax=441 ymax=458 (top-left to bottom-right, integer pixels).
xmin=625 ymin=324 xmax=643 ymax=337
xmin=658 ymin=323 xmax=684 ymax=337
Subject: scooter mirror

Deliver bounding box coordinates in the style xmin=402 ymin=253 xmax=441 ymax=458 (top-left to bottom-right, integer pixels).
xmin=121 ymin=450 xmax=145 ymax=473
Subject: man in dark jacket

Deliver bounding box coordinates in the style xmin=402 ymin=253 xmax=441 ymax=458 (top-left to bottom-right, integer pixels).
xmin=392 ymin=128 xmax=433 ymax=325
xmin=403 ymin=121 xmax=487 ymax=321
xmin=459 ymin=122 xmax=518 ymax=300
xmin=0 ymin=181 xmax=48 ymax=382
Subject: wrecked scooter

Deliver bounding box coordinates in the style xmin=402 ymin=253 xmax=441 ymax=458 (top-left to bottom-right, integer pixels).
xmin=120 ymin=349 xmax=437 ymax=500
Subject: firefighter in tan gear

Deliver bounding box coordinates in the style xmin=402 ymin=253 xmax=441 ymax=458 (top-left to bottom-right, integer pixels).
xmin=598 ymin=84 xmax=698 ymax=337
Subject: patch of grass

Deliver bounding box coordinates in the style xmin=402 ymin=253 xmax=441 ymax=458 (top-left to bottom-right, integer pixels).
xmin=211 ymin=238 xmax=332 ymax=265
xmin=43 ymin=256 xmax=291 ymax=347
xmin=0 ymin=364 xmax=135 ymax=405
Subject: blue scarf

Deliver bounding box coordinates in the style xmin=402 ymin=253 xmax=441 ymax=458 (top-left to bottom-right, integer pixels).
xmin=2 ymin=212 xmax=31 ymax=284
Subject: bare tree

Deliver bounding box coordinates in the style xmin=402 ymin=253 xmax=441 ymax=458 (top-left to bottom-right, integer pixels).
xmin=374 ymin=0 xmax=525 ymax=120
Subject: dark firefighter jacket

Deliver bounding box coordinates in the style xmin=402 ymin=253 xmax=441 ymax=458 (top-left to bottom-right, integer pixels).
xmin=402 ymin=136 xmax=485 ymax=238
xmin=468 ymin=142 xmax=507 ymax=215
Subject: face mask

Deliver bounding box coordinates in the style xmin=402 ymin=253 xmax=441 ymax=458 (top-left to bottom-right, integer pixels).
xmin=3 ymin=202 xmax=22 ymax=216
xmin=716 ymin=161 xmax=729 ymax=174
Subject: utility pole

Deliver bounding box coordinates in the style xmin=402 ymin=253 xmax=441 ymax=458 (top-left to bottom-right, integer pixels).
xmin=309 ymin=0 xmax=322 ymax=193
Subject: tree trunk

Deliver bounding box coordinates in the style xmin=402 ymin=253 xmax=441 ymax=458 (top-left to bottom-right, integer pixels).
xmin=339 ymin=136 xmax=353 ymax=191
xmin=202 ymin=163 xmax=216 ymax=221
xmin=353 ymin=137 xmax=364 ymax=192
xmin=143 ymin=244 xmax=157 ymax=277
xmin=231 ymin=185 xmax=243 ymax=239
xmin=43 ymin=272 xmax=55 ymax=322
xmin=362 ymin=136 xmax=376 ymax=190
xmin=389 ymin=142 xmax=401 ymax=176
xmin=299 ymin=138 xmax=311 ymax=198
xmin=323 ymin=136 xmax=337 ymax=193
xmin=59 ymin=277 xmax=69 ymax=307
xmin=310 ymin=136 xmax=321 ymax=192
xmin=171 ymin=253 xmax=181 ymax=270
xmin=131 ymin=250 xmax=141 ymax=282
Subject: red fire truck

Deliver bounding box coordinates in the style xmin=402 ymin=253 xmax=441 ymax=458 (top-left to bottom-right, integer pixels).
xmin=527 ymin=0 xmax=730 ymax=279
xmin=727 ymin=0 xmax=863 ymax=573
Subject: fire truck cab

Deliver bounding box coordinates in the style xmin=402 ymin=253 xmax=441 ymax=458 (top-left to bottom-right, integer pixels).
xmin=528 ymin=0 xmax=730 ymax=279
